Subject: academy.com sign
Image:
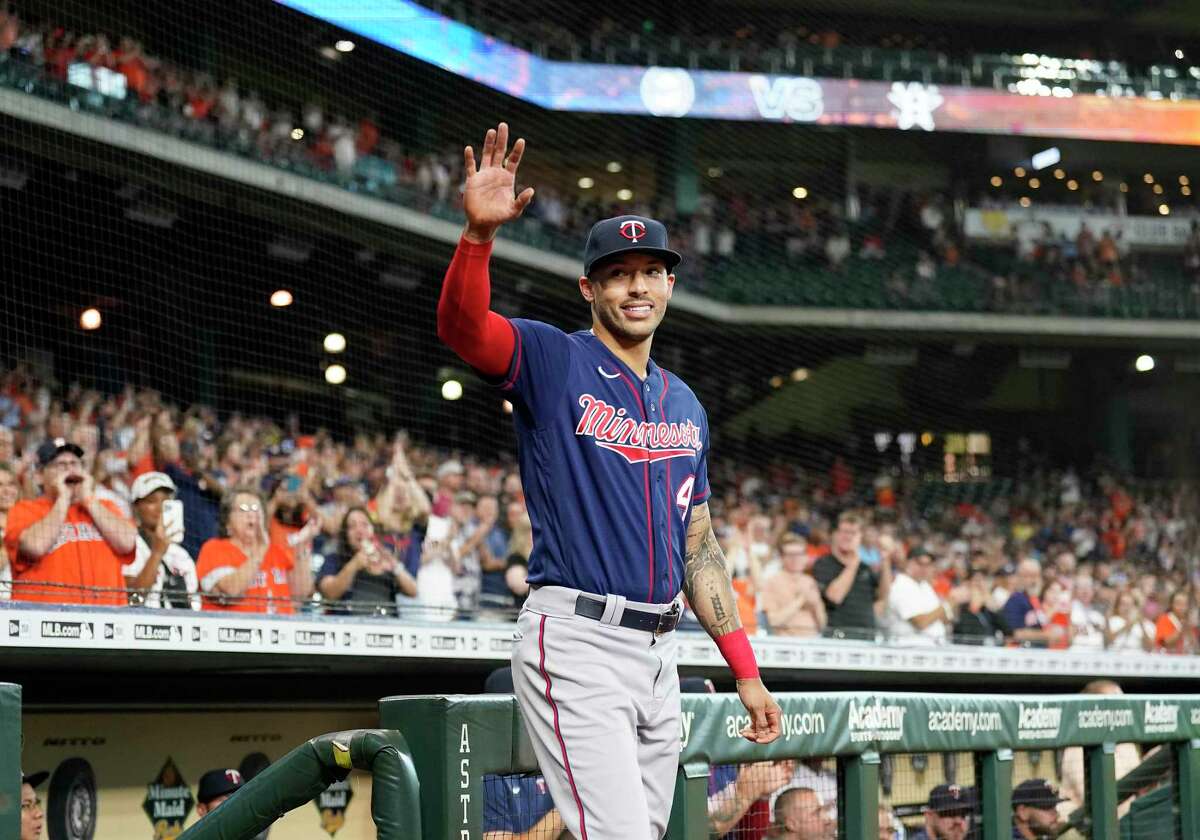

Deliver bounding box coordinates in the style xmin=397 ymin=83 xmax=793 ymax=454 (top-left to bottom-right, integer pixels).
xmin=926 ymin=707 xmax=1004 ymax=737
xmin=1077 ymin=706 xmax=1136 ymax=731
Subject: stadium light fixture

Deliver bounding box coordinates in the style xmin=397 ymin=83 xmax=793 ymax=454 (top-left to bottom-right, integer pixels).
xmin=577 ymin=176 xmax=595 ymax=189
xmin=442 ymin=379 xmax=464 ymax=401
xmin=989 ymin=176 xmax=1002 ymax=187
xmin=1028 ymin=177 xmax=1040 ymax=189
xmin=792 ymin=186 xmax=808 ymax=199
xmin=706 ymin=166 xmax=723 ymax=178
xmin=335 ymin=39 xmax=355 ymax=52
xmin=1176 ymin=49 xmax=1185 ymax=60
xmin=768 ymin=375 xmax=783 ymax=388
xmin=1159 ymin=204 xmax=1170 ymax=215
xmin=291 ymin=128 xmax=304 ymax=141
xmin=323 ymin=332 xmax=346 ymax=353
xmin=1030 ymin=147 xmax=1060 ymax=171
xmin=319 ymin=45 xmax=340 ymax=60
xmin=1119 ymin=182 xmax=1129 ymax=193
xmin=1092 ymin=170 xmax=1103 ymax=182
xmin=270 ymin=289 xmax=294 ymax=307
xmin=1144 ymin=173 xmax=1155 ymax=184
xmin=605 ymin=161 xmax=622 ymax=173
xmin=1183 ymin=186 xmax=1192 ymax=196
xmin=79 ymin=308 xmax=102 ymax=330
xmin=1013 ymin=166 xmax=1026 ymax=178
xmin=1154 ymin=184 xmax=1164 ymax=194
xmin=1053 ymin=168 xmax=1065 ymax=180
xmin=324 ymin=364 xmax=347 ymax=385
xmin=616 ymin=188 xmax=634 ymax=201
xmin=1019 ymin=196 xmax=1032 ymax=207
xmin=791 ymin=368 xmax=809 ymax=382
xmin=1067 ymin=180 xmax=1079 ymax=191
xmin=1180 ymin=175 xmax=1190 ymax=186
xmin=1135 ymin=355 xmax=1155 ymax=372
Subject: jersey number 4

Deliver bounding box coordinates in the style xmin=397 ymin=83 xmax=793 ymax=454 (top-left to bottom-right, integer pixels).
xmin=675 ymin=475 xmax=696 ymax=520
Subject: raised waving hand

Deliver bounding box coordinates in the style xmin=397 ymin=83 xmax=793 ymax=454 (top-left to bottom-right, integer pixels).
xmin=462 ymin=122 xmax=535 ymax=243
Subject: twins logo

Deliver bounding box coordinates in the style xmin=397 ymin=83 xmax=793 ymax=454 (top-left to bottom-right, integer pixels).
xmin=618 ymin=220 xmax=646 ymax=243
xmin=575 ymin=393 xmax=701 ymax=464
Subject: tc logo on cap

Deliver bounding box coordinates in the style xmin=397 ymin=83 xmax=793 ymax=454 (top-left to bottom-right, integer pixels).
xmin=618 ymin=220 xmax=647 ymax=243
xmin=225 ymin=770 xmax=243 ymax=785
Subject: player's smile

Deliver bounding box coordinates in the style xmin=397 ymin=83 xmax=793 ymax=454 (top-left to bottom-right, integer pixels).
xmin=620 ymin=300 xmax=655 ymax=320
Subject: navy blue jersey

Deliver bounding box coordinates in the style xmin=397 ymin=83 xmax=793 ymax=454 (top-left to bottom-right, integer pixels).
xmin=497 ymin=319 xmax=710 ymax=604
xmin=483 ymin=773 xmax=555 ymax=833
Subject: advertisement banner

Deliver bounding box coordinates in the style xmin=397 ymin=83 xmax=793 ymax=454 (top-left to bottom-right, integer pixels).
xmin=278 ymin=0 xmax=1200 ymax=146
xmin=965 ymin=207 xmax=1196 ymax=248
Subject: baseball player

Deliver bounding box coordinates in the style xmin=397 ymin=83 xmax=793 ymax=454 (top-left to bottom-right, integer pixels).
xmin=438 ymin=122 xmax=781 ymax=840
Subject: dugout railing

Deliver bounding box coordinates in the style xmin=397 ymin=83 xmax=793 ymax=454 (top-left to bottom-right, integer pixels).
xmin=382 ymin=691 xmax=1200 ymax=840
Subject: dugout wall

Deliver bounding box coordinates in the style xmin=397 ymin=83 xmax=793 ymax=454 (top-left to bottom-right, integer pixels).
xmin=382 ymin=691 xmax=1200 ymax=840
xmin=1 ymin=683 xmax=19 ymax=840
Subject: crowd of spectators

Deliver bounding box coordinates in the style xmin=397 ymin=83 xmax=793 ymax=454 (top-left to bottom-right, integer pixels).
xmin=0 ymin=362 xmax=1196 ymax=655
xmin=7 ymin=5 xmax=1200 ymax=319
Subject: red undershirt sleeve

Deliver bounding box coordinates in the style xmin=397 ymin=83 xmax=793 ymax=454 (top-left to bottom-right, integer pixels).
xmin=437 ymin=236 xmax=516 ymax=378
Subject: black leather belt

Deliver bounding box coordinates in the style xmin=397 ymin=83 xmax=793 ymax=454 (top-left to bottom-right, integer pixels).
xmin=574 ymin=594 xmax=680 ymax=634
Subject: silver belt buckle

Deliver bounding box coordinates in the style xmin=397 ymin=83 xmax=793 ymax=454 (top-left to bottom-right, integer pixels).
xmin=655 ymin=603 xmax=681 ymax=635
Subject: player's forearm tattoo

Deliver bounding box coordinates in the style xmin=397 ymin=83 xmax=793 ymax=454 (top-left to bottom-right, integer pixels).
xmin=684 ymin=505 xmax=741 ymax=638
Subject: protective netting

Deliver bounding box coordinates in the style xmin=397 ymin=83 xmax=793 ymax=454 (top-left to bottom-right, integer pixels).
xmin=882 ymin=752 xmax=979 ymax=840
xmin=0 ymin=0 xmax=1197 ymax=633
xmin=483 ymin=772 xmax=565 ymax=839
xmin=709 ymin=757 xmax=835 ymax=839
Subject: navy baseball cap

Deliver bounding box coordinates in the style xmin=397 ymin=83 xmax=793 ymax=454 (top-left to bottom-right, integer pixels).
xmin=22 ymin=770 xmax=49 ymax=788
xmin=197 ymin=768 xmax=244 ymax=804
xmin=37 ymin=438 xmax=85 ymax=467
xmin=927 ymin=783 xmax=975 ymax=814
xmin=1011 ymin=778 xmax=1066 ymax=809
xmin=583 ymin=215 xmax=681 ymax=277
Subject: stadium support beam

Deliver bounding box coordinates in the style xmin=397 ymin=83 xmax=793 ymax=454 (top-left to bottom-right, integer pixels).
xmin=839 ymin=751 xmax=880 ymax=840
xmin=667 ymin=762 xmax=711 ymax=840
xmin=1084 ymin=743 xmax=1118 ymax=840
xmin=0 ymin=684 xmax=18 ymax=840
xmin=4 ymin=88 xmax=1200 ymax=341
xmin=1176 ymin=739 xmax=1200 ymax=840
xmin=976 ymin=748 xmax=1013 ymax=840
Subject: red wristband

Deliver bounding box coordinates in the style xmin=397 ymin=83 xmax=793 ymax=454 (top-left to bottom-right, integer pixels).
xmin=714 ymin=628 xmax=760 ymax=680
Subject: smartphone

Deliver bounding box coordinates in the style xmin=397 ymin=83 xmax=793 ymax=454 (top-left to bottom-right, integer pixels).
xmin=161 ymin=499 xmax=185 ymax=544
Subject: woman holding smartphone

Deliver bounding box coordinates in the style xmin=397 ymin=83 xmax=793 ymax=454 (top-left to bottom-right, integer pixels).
xmin=316 ymin=506 xmax=417 ymax=615
xmin=122 ymin=471 xmax=200 ymax=610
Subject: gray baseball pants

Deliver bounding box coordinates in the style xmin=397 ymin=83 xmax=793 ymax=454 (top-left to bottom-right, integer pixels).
xmin=511 ymin=585 xmax=682 ymax=840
